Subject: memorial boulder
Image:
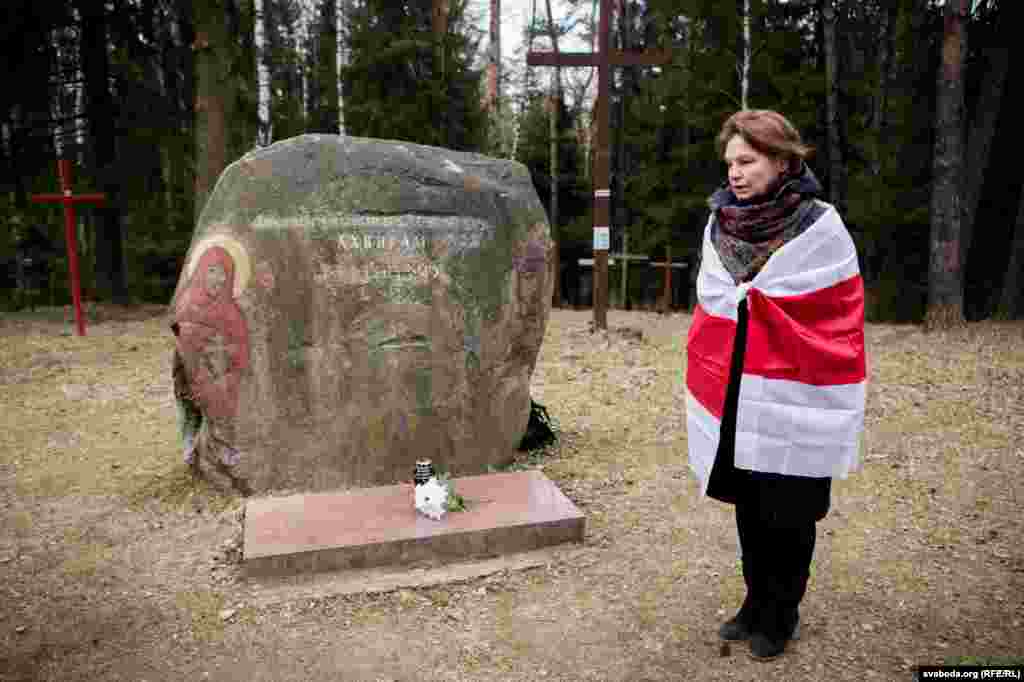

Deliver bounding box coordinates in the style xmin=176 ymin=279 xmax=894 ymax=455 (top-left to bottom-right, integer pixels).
xmin=170 ymin=135 xmax=553 ymax=495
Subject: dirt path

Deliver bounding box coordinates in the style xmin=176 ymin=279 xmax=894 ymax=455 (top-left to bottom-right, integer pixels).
xmin=1 ymin=306 xmax=1022 ymax=681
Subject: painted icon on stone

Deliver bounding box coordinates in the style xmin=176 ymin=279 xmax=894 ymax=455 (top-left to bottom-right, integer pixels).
xmin=173 ymin=236 xmax=252 ymax=420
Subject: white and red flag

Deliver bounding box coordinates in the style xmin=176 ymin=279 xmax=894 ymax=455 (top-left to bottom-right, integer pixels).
xmin=686 ymin=202 xmax=867 ymax=494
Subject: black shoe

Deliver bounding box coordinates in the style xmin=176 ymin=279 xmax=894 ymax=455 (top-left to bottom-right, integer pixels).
xmin=749 ymin=614 xmax=800 ymax=660
xmin=718 ymin=614 xmax=753 ymax=641
xmin=749 ymin=632 xmax=786 ymax=660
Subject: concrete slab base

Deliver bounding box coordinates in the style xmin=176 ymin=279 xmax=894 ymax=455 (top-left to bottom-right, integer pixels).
xmin=243 ymin=545 xmax=591 ymax=608
xmin=243 ymin=470 xmax=585 ymax=578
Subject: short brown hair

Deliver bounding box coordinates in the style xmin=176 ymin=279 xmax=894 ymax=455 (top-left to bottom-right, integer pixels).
xmin=716 ymin=110 xmax=814 ymax=173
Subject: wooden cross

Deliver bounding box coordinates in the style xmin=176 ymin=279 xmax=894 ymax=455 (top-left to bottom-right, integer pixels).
xmin=527 ymin=0 xmax=670 ymax=329
xmin=611 ymin=247 xmax=649 ymax=308
xmin=650 ymin=248 xmax=688 ymax=314
xmin=30 ymin=160 xmax=106 ymax=336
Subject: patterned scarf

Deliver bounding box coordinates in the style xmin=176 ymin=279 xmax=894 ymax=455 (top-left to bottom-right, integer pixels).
xmin=709 ymin=164 xmax=824 ymax=284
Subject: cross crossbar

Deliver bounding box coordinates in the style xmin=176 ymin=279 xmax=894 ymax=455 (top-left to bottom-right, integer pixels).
xmin=526 ymin=49 xmax=671 ymax=68
xmin=30 ymin=193 xmax=108 ymax=205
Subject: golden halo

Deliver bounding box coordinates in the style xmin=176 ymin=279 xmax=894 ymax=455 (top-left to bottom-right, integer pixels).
xmin=184 ymin=233 xmax=252 ymax=298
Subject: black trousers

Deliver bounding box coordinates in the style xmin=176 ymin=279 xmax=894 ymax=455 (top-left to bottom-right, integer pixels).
xmin=735 ymin=496 xmax=816 ymax=639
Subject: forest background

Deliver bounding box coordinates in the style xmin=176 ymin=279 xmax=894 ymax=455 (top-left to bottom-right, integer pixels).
xmin=1 ymin=0 xmax=1021 ymax=326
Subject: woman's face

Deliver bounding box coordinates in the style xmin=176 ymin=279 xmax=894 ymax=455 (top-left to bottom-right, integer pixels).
xmin=724 ymin=135 xmax=788 ymax=202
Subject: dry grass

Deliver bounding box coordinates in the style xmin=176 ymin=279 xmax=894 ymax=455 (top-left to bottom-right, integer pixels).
xmin=1 ymin=304 xmax=1022 ymax=681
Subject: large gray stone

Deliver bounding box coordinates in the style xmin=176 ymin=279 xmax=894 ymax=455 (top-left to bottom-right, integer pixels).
xmin=170 ymin=135 xmax=553 ymax=495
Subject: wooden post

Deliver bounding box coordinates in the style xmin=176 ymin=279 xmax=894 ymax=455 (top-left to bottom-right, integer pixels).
xmin=30 ymin=160 xmax=107 ymax=336
xmin=620 ymin=231 xmax=628 ymax=308
xmin=527 ymin=0 xmax=669 ymax=330
xmin=662 ymin=244 xmax=671 ymax=314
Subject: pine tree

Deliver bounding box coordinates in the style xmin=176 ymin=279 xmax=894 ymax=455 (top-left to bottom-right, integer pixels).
xmin=340 ymin=0 xmax=485 ymax=151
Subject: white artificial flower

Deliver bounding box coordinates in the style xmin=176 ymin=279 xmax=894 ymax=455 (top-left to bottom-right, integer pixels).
xmin=415 ymin=476 xmax=449 ymax=521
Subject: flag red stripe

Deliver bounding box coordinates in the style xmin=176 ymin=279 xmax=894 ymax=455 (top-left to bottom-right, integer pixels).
xmin=745 ymin=274 xmax=866 ymax=385
xmin=686 ymin=303 xmax=736 ymax=420
xmin=687 ymin=274 xmax=866 ymax=420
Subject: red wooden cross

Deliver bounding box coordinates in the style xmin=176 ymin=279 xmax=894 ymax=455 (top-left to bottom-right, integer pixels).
xmin=30 ymin=159 xmax=106 ymax=336
xmin=527 ymin=0 xmax=670 ymax=329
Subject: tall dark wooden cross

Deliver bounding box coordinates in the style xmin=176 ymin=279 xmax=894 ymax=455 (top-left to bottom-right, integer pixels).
xmin=30 ymin=160 xmax=106 ymax=336
xmin=527 ymin=0 xmax=669 ymax=329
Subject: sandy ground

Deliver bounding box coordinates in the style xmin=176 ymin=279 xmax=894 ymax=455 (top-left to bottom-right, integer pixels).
xmin=1 ymin=304 xmax=1022 ymax=681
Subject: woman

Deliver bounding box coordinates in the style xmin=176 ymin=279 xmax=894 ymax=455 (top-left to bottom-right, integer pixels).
xmin=686 ymin=110 xmax=867 ymax=660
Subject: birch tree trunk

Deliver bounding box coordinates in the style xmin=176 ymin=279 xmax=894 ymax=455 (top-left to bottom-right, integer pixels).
xmin=924 ymin=0 xmax=969 ymax=330
xmin=255 ymin=0 xmax=270 ymax=144
xmin=739 ymin=0 xmax=751 ymax=109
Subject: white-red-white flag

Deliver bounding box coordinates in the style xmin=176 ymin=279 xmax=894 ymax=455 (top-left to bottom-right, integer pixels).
xmin=686 ymin=202 xmax=867 ymax=494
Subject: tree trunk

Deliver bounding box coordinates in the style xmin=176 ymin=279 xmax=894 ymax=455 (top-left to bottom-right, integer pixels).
xmin=924 ymin=0 xmax=969 ymax=331
xmin=614 ymin=0 xmax=636 ymax=308
xmin=966 ymin=0 xmax=1023 ymax=320
xmin=738 ymin=0 xmax=751 ymax=109
xmin=432 ymin=0 xmax=450 ymax=146
xmin=311 ymin=0 xmax=338 ymax=133
xmin=264 ymin=0 xmax=304 ymax=141
xmin=960 ymin=46 xmax=1008 ymax=271
xmin=870 ymin=0 xmax=897 ymax=177
xmin=176 ymin=0 xmax=195 ymax=229
xmin=660 ymin=244 xmax=672 ymax=315
xmin=255 ymin=0 xmax=269 ymax=144
xmin=545 ymin=0 xmax=561 ymax=307
xmin=487 ymin=0 xmax=500 ymax=114
xmin=960 ymin=0 xmax=1015 ymax=276
xmin=232 ymin=0 xmax=258 ymax=155
xmin=78 ymin=0 xmax=128 ymax=303
xmin=996 ymin=189 xmax=1024 ymax=319
xmin=194 ymin=1 xmax=237 ymax=223
xmin=822 ymin=0 xmax=845 ymax=213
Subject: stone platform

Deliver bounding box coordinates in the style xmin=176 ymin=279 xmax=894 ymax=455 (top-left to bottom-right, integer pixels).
xmin=243 ymin=470 xmax=585 ymax=578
